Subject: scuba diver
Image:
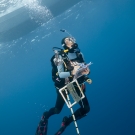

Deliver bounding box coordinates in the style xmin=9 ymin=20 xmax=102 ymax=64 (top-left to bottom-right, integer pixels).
xmin=35 ymin=36 xmax=92 ymax=135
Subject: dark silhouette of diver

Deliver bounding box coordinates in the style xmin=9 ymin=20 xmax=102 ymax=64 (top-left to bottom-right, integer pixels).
xmin=35 ymin=37 xmax=92 ymax=135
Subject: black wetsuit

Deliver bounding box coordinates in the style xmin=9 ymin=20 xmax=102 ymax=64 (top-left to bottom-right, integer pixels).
xmin=45 ymin=68 xmax=90 ymax=126
xmin=35 ymin=51 xmax=90 ymax=135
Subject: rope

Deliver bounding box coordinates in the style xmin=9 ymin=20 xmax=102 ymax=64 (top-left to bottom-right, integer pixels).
xmin=65 ymin=88 xmax=80 ymax=135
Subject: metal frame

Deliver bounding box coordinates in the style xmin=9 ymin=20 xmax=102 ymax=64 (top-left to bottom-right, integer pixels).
xmin=59 ymin=79 xmax=85 ymax=108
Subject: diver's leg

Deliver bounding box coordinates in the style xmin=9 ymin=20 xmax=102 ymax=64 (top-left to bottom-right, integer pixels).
xmin=35 ymin=90 xmax=65 ymax=135
xmin=66 ymin=93 xmax=90 ymax=125
xmin=46 ymin=91 xmax=66 ymax=118
xmin=55 ymin=93 xmax=90 ymax=135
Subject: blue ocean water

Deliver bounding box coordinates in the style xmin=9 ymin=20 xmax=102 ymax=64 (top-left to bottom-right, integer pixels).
xmin=0 ymin=0 xmax=135 ymax=135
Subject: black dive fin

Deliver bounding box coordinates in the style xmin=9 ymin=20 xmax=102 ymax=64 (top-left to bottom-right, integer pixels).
xmin=35 ymin=119 xmax=48 ymax=135
xmin=54 ymin=125 xmax=66 ymax=135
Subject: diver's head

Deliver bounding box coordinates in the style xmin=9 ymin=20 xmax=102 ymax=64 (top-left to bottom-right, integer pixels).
xmin=61 ymin=37 xmax=79 ymax=53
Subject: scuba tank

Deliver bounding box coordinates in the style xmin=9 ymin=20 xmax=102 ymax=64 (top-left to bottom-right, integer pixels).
xmin=52 ymin=47 xmax=74 ymax=71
